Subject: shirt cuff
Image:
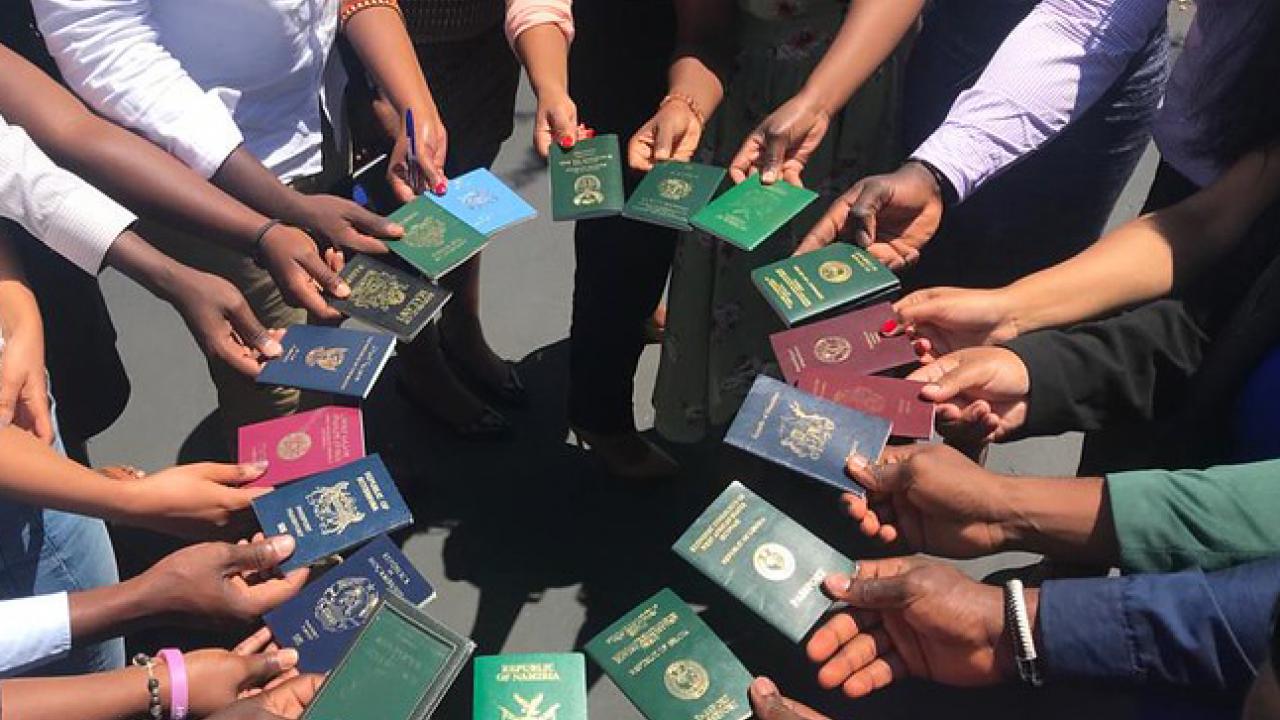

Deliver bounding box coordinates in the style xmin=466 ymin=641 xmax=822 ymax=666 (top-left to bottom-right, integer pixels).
xmin=41 ymin=183 xmax=136 ymax=275
xmin=0 ymin=592 xmax=72 ymax=677
xmin=505 ymin=8 xmax=575 ymax=48
xmin=1039 ymin=576 xmax=1137 ymax=683
xmin=911 ymin=125 xmax=997 ymax=204
xmin=165 ymin=93 xmax=244 ymax=179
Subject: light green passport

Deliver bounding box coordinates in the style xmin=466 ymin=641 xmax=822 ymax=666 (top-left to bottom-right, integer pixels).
xmin=751 ymin=242 xmax=900 ymax=326
xmin=585 ymin=588 xmax=752 ymax=720
xmin=549 ymin=134 xmax=625 ymax=221
xmin=473 ymin=653 xmax=587 ymax=720
xmin=689 ymin=175 xmax=818 ymax=251
xmin=675 ymin=481 xmax=855 ymax=643
xmin=622 ymin=161 xmax=726 ymax=230
xmin=385 ymin=195 xmax=490 ymax=281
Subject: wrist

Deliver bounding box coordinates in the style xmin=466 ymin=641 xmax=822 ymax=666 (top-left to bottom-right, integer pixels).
xmin=793 ymin=84 xmax=837 ymax=119
xmin=905 ymin=158 xmax=955 ymax=207
xmin=995 ymin=586 xmax=1041 ymax=682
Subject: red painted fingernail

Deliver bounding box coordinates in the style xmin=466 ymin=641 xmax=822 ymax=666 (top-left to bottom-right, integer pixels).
xmin=560 ymin=135 xmax=574 ymax=149
xmin=433 ymin=182 xmax=447 ymax=196
xmin=880 ymin=319 xmax=899 ymax=336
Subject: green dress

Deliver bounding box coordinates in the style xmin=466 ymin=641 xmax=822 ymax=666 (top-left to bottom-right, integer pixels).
xmin=653 ymin=0 xmax=909 ymax=443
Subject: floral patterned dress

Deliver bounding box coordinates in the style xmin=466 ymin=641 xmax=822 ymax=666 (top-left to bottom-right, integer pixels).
xmin=653 ymin=0 xmax=909 ymax=443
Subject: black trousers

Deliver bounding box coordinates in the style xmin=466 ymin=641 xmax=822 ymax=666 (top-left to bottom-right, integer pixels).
xmin=566 ymin=0 xmax=677 ymax=434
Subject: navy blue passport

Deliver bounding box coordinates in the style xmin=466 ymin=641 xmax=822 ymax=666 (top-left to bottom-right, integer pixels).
xmin=252 ymin=454 xmax=413 ymax=571
xmin=264 ymin=534 xmax=436 ymax=673
xmin=256 ymin=325 xmax=395 ymax=399
xmin=724 ymin=375 xmax=892 ymax=497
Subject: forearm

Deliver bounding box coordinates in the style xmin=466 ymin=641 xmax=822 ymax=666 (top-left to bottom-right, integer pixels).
xmin=101 ymin=229 xmax=199 ymax=305
xmin=667 ymin=0 xmax=734 ymax=116
xmin=794 ymin=0 xmax=922 ymax=116
xmin=997 ymin=475 xmax=1118 ymax=565
xmin=515 ymin=24 xmax=570 ymax=100
xmin=1 ymin=666 xmax=163 ymax=720
xmin=344 ymin=8 xmax=435 ymax=117
xmin=67 ymin=576 xmax=161 ymax=646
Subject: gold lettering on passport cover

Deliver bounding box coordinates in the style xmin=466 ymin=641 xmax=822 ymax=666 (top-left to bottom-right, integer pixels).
xmin=307 ymin=481 xmax=366 ymax=536
xmin=664 ymin=660 xmax=710 ymax=701
xmin=499 ymin=694 xmax=559 ymax=720
xmin=276 ymin=431 xmax=313 ymax=461
xmin=305 ymin=347 xmax=347 ymax=372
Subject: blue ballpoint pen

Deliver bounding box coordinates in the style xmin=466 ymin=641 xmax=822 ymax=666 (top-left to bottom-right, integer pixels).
xmin=405 ymin=108 xmax=419 ymax=193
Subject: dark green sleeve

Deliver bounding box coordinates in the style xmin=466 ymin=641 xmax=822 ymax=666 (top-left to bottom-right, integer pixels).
xmin=1107 ymin=459 xmax=1280 ymax=574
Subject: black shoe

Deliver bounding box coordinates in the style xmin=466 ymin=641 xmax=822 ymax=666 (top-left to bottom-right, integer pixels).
xmin=441 ymin=343 xmax=529 ymax=408
xmin=571 ymin=426 xmax=680 ymax=480
xmin=397 ymin=377 xmax=514 ymax=441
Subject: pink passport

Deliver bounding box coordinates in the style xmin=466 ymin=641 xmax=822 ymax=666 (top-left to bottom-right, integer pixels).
xmin=237 ymin=406 xmax=366 ymax=488
xmin=769 ymin=302 xmax=917 ymax=384
xmin=798 ymin=367 xmax=936 ymax=440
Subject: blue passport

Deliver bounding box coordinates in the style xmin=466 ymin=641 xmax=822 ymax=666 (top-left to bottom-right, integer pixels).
xmin=425 ymin=168 xmax=536 ymax=236
xmin=264 ymin=534 xmax=436 ymax=673
xmin=724 ymin=375 xmax=892 ymax=497
xmin=252 ymin=454 xmax=413 ymax=571
xmin=256 ymin=325 xmax=395 ymax=399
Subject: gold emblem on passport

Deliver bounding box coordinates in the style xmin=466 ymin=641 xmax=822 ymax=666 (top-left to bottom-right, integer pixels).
xmin=499 ymin=693 xmax=560 ymax=720
xmin=305 ymin=346 xmax=347 ymax=372
xmin=813 ymin=336 xmax=852 ymax=364
xmin=658 ymin=177 xmax=694 ymax=201
xmin=753 ymin=542 xmax=797 ymax=582
xmin=314 ymin=576 xmax=380 ymax=632
xmin=573 ymin=175 xmax=605 ymax=206
xmin=842 ymin=387 xmax=886 ymax=413
xmin=461 ymin=190 xmax=496 ymax=209
xmin=818 ymin=260 xmax=853 ymax=283
xmin=276 ymin=431 xmax=313 ymax=461
xmin=779 ymin=402 xmax=835 ymax=460
xmin=664 ymin=659 xmax=711 ymax=701
xmin=349 ymin=273 xmax=407 ymax=311
xmin=404 ymin=216 xmax=448 ymax=248
xmin=306 ymin=481 xmax=366 ymax=536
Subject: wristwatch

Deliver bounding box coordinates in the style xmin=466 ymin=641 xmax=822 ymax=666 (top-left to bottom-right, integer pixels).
xmin=1004 ymin=578 xmax=1044 ymax=687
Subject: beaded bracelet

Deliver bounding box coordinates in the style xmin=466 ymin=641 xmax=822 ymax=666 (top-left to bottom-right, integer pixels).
xmin=660 ymin=92 xmax=707 ymax=128
xmin=339 ymin=0 xmax=403 ymax=27
xmin=132 ymin=653 xmax=164 ymax=720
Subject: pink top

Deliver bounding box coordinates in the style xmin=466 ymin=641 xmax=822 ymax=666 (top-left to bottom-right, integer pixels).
xmin=505 ymin=0 xmax=573 ymax=46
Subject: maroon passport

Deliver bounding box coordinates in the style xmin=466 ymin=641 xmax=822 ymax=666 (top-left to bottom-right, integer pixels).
xmin=798 ymin=368 xmax=936 ymax=440
xmin=769 ymin=303 xmax=916 ymax=384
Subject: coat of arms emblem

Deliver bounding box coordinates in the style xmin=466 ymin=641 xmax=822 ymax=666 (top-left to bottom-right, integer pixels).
xmin=499 ymin=693 xmax=560 ymax=720
xmin=461 ymin=190 xmax=496 ymax=209
xmin=306 ymin=481 xmax=366 ymax=536
xmin=778 ymin=401 xmax=835 ymax=460
xmin=573 ymin=175 xmax=605 ymax=206
xmin=663 ymin=660 xmax=710 ymax=701
xmin=349 ymin=273 xmax=408 ymax=311
xmin=657 ymin=177 xmax=693 ymax=201
xmin=403 ymin=216 xmax=448 ymax=248
xmin=314 ymin=576 xmax=380 ymax=632
xmin=813 ymin=336 xmax=852 ymax=364
xmin=818 ymin=260 xmax=853 ymax=283
xmin=304 ymin=346 xmax=348 ymax=371
xmin=276 ymin=431 xmax=313 ymax=461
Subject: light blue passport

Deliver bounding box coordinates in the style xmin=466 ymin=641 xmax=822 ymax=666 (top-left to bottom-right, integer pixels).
xmin=425 ymin=168 xmax=536 ymax=236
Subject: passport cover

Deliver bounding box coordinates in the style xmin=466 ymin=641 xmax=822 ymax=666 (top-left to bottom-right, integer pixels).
xmin=386 ymin=194 xmax=490 ymax=280
xmin=256 ymin=325 xmax=395 ymax=399
xmin=674 ymin=481 xmax=856 ymax=642
xmin=622 ymin=161 xmax=726 ymax=231
xmin=302 ymin=593 xmax=474 ymax=720
xmin=238 ymin=406 xmax=366 ymax=488
xmin=799 ymin=368 xmax=935 ymax=440
xmin=549 ymin=134 xmax=625 ymax=221
xmin=473 ymin=653 xmax=587 ymax=720
xmin=331 ymin=254 xmax=451 ymax=342
xmin=265 ymin=534 xmax=436 ymax=673
xmin=724 ymin=375 xmax=891 ymax=497
xmin=252 ymin=454 xmax=413 ymax=572
xmin=689 ymin=175 xmax=818 ymax=252
xmin=585 ymin=588 xmax=752 ymax=720
xmin=425 ymin=168 xmax=536 ymax=236
xmin=752 ymin=243 xmax=900 ymax=326
xmin=769 ymin=302 xmax=916 ymax=384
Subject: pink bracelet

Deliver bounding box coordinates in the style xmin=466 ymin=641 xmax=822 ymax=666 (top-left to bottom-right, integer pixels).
xmin=157 ymin=648 xmax=189 ymax=720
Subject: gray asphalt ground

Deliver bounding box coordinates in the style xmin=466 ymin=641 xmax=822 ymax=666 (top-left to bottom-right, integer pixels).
xmin=87 ymin=6 xmax=1191 ymax=718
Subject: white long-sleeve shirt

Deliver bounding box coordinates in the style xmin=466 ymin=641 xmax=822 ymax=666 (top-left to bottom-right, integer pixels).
xmin=0 ymin=592 xmax=71 ymax=676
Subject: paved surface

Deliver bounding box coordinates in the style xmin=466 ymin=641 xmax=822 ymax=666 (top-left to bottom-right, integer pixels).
xmin=88 ymin=6 xmax=1193 ymax=717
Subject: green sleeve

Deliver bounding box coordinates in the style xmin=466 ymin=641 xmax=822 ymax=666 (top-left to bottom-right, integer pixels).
xmin=1107 ymin=459 xmax=1280 ymax=574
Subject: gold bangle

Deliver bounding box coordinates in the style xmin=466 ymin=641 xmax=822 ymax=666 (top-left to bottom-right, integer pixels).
xmin=339 ymin=0 xmax=402 ymax=27
xmin=660 ymin=92 xmax=706 ymax=127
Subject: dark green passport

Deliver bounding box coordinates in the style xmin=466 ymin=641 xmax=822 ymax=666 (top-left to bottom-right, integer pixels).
xmin=675 ymin=481 xmax=855 ymax=643
xmin=585 ymin=588 xmax=752 ymax=720
xmin=622 ymin=161 xmax=726 ymax=230
xmin=473 ymin=653 xmax=587 ymax=720
xmin=302 ymin=594 xmax=474 ymax=720
xmin=689 ymin=175 xmax=818 ymax=251
xmin=549 ymin=134 xmax=625 ymax=220
xmin=331 ymin=254 xmax=451 ymax=342
xmin=385 ymin=195 xmax=489 ymax=281
xmin=752 ymin=242 xmax=900 ymax=326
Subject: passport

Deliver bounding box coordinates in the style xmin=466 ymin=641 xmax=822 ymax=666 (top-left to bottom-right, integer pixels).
xmin=386 ymin=194 xmax=489 ymax=280
xmin=549 ymin=134 xmax=625 ymax=220
xmin=256 ymin=325 xmax=395 ymax=399
xmin=302 ymin=594 xmax=474 ymax=720
xmin=769 ymin=302 xmax=916 ymax=384
xmin=724 ymin=375 xmax=891 ymax=497
xmin=331 ymin=254 xmax=451 ymax=342
xmin=473 ymin=653 xmax=587 ymax=720
xmin=622 ymin=161 xmax=726 ymax=231
xmin=238 ymin=406 xmax=366 ymax=488
xmin=425 ymin=168 xmax=536 ymax=236
xmin=799 ymin=368 xmax=935 ymax=440
xmin=674 ymin=481 xmax=856 ymax=642
xmin=251 ymin=454 xmax=413 ymax=572
xmin=264 ymin=534 xmax=436 ymax=673
xmin=585 ymin=588 xmax=752 ymax=720
xmin=689 ymin=175 xmax=818 ymax=252
xmin=752 ymin=243 xmax=900 ymax=326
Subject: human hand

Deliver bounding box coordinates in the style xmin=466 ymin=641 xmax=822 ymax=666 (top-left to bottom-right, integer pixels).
xmin=0 ymin=288 xmax=53 ymax=444
xmin=728 ymin=94 xmax=830 ymax=186
xmin=214 ymin=675 xmax=325 ymax=720
xmin=905 ymin=346 xmax=1030 ymax=444
xmin=293 ymin=193 xmax=402 ymax=256
xmin=806 ymin=557 xmax=1023 ymax=698
xmin=256 ymin=224 xmax=353 ymax=323
xmin=532 ymin=88 xmax=585 ymax=158
xmin=795 ymin=161 xmax=943 ymax=268
xmin=748 ymin=677 xmax=832 ymax=720
xmin=163 ymin=267 xmax=285 ymax=379
xmin=388 ymin=105 xmax=448 ymax=201
xmin=894 ymin=287 xmax=1020 ymax=362
xmin=122 ymin=461 xmax=271 ymax=539
xmin=176 ymin=646 xmax=300 ymax=717
xmin=628 ymin=98 xmax=703 ymax=172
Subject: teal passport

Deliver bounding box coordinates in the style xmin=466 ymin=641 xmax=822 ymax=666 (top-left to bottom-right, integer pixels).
xmin=622 ymin=161 xmax=726 ymax=230
xmin=752 ymin=242 xmax=900 ymax=326
xmin=689 ymin=175 xmax=818 ymax=251
xmin=385 ymin=195 xmax=489 ymax=281
xmin=675 ymin=481 xmax=856 ymax=642
xmin=549 ymin=134 xmax=625 ymax=221
xmin=303 ymin=594 xmax=474 ymax=720
xmin=473 ymin=653 xmax=587 ymax=720
xmin=585 ymin=588 xmax=752 ymax=720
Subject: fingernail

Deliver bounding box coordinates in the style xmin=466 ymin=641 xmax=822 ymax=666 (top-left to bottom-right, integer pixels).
xmin=922 ymin=383 xmax=941 ymax=395
xmin=388 ymin=223 xmax=405 ymax=235
xmin=433 ymin=182 xmax=447 ymax=196
xmin=335 ymin=280 xmax=351 ymax=298
xmin=880 ymin=319 xmax=899 ymax=336
xmin=824 ymin=573 xmax=852 ymax=594
xmin=761 ymin=169 xmax=776 ymax=184
xmin=245 ymin=460 xmax=269 ymax=475
xmin=263 ymin=338 xmax=284 ymax=357
xmin=560 ymin=135 xmax=574 ymax=149
xmin=270 ymin=534 xmax=296 ymax=556
xmin=752 ymin=676 xmax=778 ymax=698
xmin=277 ymin=648 xmax=299 ymax=669
xmin=848 ymin=453 xmax=868 ymax=470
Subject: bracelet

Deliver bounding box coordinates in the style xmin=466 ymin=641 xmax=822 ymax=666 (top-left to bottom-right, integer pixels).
xmin=660 ymin=92 xmax=707 ymax=128
xmin=132 ymin=653 xmax=164 ymax=720
xmin=1003 ymin=579 xmax=1044 ymax=687
xmin=339 ymin=0 xmax=402 ymax=27
xmin=251 ymin=219 xmax=282 ymax=266
xmin=157 ymin=648 xmax=190 ymax=720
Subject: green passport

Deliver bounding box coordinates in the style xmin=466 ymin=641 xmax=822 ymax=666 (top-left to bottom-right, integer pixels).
xmin=385 ymin=195 xmax=489 ymax=281
xmin=303 ymin=594 xmax=474 ymax=720
xmin=675 ymin=481 xmax=855 ymax=643
xmin=622 ymin=161 xmax=726 ymax=231
xmin=689 ymin=175 xmax=818 ymax=252
xmin=549 ymin=134 xmax=625 ymax=221
xmin=473 ymin=653 xmax=587 ymax=720
xmin=585 ymin=588 xmax=752 ymax=720
xmin=751 ymin=242 xmax=900 ymax=326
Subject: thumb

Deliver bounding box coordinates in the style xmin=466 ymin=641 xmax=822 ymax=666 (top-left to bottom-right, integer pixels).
xmin=227 ymin=535 xmax=296 ymax=575
xmin=847 ymin=181 xmax=887 ymax=248
xmin=191 ymin=460 xmax=270 ymax=485
xmin=825 ymin=570 xmax=921 ymax=610
xmin=920 ymin=359 xmax=992 ymax=403
xmin=548 ymin=105 xmax=579 ymax=152
xmin=0 ymin=370 xmax=18 ymax=429
xmin=343 ymin=201 xmax=403 ymax=243
xmin=225 ymin=297 xmax=283 ymax=359
xmin=299 ymin=248 xmax=350 ymax=300
xmin=760 ymin=132 xmax=788 ymax=185
xmin=846 ymin=454 xmax=912 ymax=496
xmin=242 ymin=648 xmax=300 ymax=689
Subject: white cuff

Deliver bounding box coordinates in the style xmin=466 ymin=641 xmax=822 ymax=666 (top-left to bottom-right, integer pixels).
xmin=0 ymin=592 xmax=72 ymax=677
xmin=41 ymin=183 xmax=136 ymax=275
xmin=166 ymin=93 xmax=245 ymax=179
xmin=912 ymin=125 xmax=1003 ymax=204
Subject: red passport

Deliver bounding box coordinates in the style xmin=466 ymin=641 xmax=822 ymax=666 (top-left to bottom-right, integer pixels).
xmin=237 ymin=406 xmax=366 ymax=488
xmin=769 ymin=303 xmax=917 ymax=384
xmin=798 ymin=368 xmax=936 ymax=440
